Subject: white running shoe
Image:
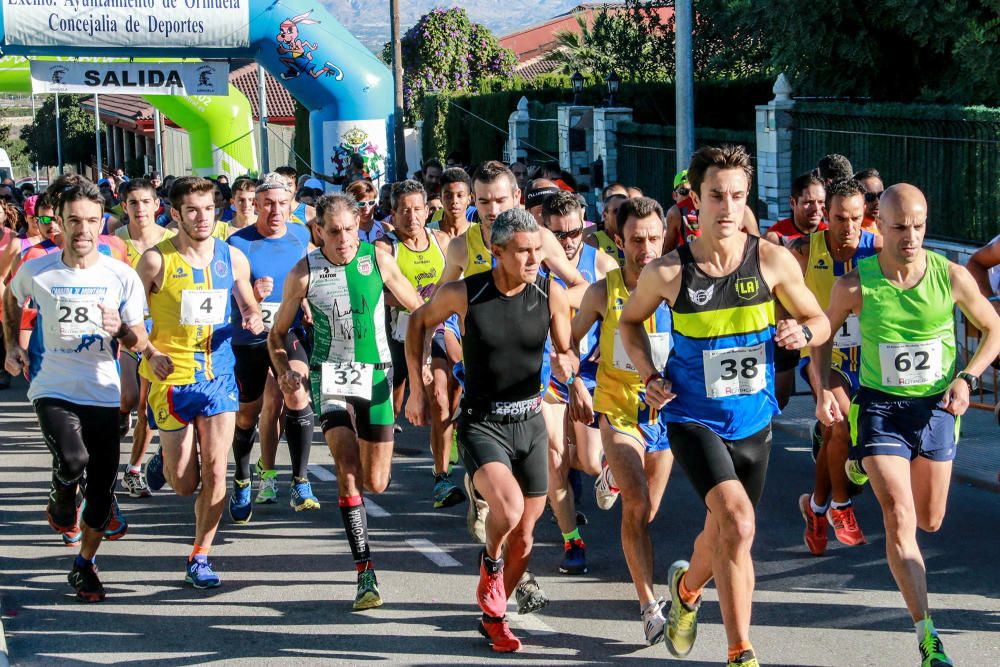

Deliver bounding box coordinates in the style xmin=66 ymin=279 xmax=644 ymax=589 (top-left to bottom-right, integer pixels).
xmin=642 ymin=597 xmax=667 ymax=646
xmin=594 ymin=457 xmax=620 ymax=510
xmin=464 ymin=472 xmax=488 ymax=544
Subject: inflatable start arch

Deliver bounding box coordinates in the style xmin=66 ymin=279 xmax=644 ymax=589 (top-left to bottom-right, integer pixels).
xmin=0 ymin=0 xmax=394 ymax=182
xmin=0 ymin=56 xmax=257 ymax=177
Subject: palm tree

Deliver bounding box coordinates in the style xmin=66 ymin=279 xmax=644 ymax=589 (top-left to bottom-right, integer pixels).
xmin=547 ymin=12 xmax=616 ymax=77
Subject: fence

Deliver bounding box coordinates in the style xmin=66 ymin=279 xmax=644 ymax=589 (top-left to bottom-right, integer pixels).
xmin=790 ymin=103 xmax=1000 ymax=243
xmin=617 ymin=122 xmax=758 ymax=212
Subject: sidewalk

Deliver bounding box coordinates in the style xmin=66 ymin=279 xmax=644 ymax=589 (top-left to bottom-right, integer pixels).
xmin=774 ymin=393 xmax=1000 ymax=492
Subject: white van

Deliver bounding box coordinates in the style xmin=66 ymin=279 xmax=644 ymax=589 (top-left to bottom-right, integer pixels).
xmin=0 ymin=148 xmax=12 ymax=182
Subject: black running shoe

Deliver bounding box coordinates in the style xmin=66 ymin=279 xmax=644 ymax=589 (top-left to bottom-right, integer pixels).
xmin=68 ymin=561 xmax=106 ymax=603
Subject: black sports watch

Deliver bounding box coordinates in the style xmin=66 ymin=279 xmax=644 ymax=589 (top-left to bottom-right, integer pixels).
xmin=956 ymin=371 xmax=980 ymax=392
xmin=801 ymin=325 xmax=813 ymax=344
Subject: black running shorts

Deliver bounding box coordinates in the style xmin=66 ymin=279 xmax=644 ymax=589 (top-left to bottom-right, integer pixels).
xmin=457 ymin=410 xmax=548 ymax=497
xmin=666 ymin=422 xmax=772 ymax=507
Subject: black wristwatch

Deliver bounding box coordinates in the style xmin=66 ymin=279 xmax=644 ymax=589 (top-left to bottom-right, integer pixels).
xmin=801 ymin=325 xmax=813 ymax=344
xmin=956 ymin=371 xmax=980 ymax=392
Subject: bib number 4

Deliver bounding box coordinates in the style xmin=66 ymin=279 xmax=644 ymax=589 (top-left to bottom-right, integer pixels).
xmin=180 ymin=289 xmax=227 ymax=326
xmin=703 ymin=343 xmax=767 ymax=398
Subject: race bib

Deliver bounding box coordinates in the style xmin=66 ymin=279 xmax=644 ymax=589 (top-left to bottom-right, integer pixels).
xmin=612 ymin=331 xmax=671 ymax=373
xmin=833 ymin=314 xmax=861 ymax=348
xmin=180 ymin=289 xmax=226 ymax=326
xmin=259 ymin=301 xmax=281 ymax=329
xmin=321 ymin=362 xmax=373 ymax=400
xmin=703 ymin=343 xmax=767 ymax=398
xmin=55 ymin=296 xmax=103 ymax=337
xmin=879 ymin=339 xmax=942 ymax=387
xmin=392 ymin=311 xmax=410 ymax=343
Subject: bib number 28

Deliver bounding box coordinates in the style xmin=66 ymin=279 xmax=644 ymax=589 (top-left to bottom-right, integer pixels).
xmin=703 ymin=343 xmax=767 ymax=398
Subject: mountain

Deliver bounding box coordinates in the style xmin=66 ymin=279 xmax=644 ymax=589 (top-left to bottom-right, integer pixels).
xmin=319 ymin=0 xmax=583 ymax=53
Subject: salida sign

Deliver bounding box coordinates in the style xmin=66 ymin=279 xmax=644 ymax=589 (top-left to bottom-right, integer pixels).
xmin=29 ymin=61 xmax=228 ymax=95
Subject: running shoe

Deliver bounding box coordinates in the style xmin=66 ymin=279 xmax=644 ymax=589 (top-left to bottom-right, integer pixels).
xmin=68 ymin=560 xmax=105 ymax=603
xmin=464 ymin=472 xmax=488 ymax=543
xmin=145 ymin=448 xmax=166 ymax=491
xmin=353 ymin=568 xmax=383 ymax=610
xmin=514 ymin=570 xmax=549 ymax=615
xmin=919 ymin=627 xmax=953 ymax=667
xmin=46 ymin=478 xmax=78 ymax=533
xmin=103 ymin=496 xmax=128 ymax=541
xmin=122 ymin=470 xmax=151 ymax=498
xmin=477 ymin=552 xmax=507 ymax=617
xmin=393 ymin=422 xmax=403 ymax=434
xmin=289 ymin=479 xmax=321 ymax=512
xmin=845 ymin=458 xmax=869 ymax=487
xmin=642 ymin=597 xmax=667 ymax=646
xmin=559 ymin=538 xmax=588 ymax=575
xmin=185 ymin=555 xmax=221 ymax=589
xmin=433 ymin=474 xmax=465 ymax=509
xmin=798 ymin=493 xmax=828 ymax=556
xmin=594 ymin=457 xmax=620 ymax=510
xmin=119 ymin=411 xmax=132 ymax=439
xmin=827 ymin=504 xmax=866 ymax=546
xmin=62 ymin=501 xmax=83 ymax=547
xmin=255 ymin=461 xmax=278 ymax=504
xmin=727 ymin=649 xmax=761 ymax=667
xmin=478 ymin=617 xmax=522 ymax=653
xmin=229 ymin=479 xmax=253 ymax=523
xmin=665 ymin=560 xmax=700 ymax=658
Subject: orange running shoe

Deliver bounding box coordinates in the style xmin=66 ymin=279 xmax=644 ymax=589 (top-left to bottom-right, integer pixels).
xmin=477 ymin=552 xmax=507 ymax=618
xmin=479 ymin=617 xmax=522 ymax=653
xmin=798 ymin=493 xmax=828 ymax=556
xmin=827 ymin=504 xmax=866 ymax=546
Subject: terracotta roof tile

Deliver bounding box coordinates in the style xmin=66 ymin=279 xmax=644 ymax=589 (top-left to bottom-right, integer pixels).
xmin=229 ymin=63 xmax=297 ymax=121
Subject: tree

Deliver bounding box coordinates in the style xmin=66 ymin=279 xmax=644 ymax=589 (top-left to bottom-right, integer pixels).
xmin=21 ymin=95 xmax=97 ymax=169
xmin=381 ymin=8 xmax=518 ymax=124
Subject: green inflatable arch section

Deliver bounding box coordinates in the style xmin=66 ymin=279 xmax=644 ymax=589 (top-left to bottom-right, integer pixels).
xmin=0 ymin=56 xmax=256 ymax=177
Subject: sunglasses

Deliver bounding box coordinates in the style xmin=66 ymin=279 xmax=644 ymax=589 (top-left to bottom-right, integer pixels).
xmin=38 ymin=215 xmax=55 ymax=225
xmin=552 ymin=227 xmax=584 ymax=241
xmin=675 ymin=187 xmax=690 ymax=197
xmin=864 ymin=191 xmax=882 ymax=203
xmin=357 ymin=200 xmax=377 ymax=209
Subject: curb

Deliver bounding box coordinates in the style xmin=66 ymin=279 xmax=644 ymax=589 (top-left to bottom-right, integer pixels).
xmin=772 ymin=418 xmax=1000 ymax=494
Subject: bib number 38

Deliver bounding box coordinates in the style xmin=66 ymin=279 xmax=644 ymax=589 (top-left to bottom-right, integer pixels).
xmin=879 ymin=340 xmax=942 ymax=387
xmin=703 ymin=343 xmax=767 ymax=398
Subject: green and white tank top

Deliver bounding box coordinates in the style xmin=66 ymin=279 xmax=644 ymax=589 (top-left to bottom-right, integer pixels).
xmin=858 ymin=251 xmax=955 ymax=397
xmin=306 ymin=242 xmax=392 ymax=366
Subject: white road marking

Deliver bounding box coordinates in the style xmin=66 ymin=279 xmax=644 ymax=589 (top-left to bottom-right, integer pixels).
xmin=364 ymin=498 xmax=390 ymax=518
xmin=405 ymin=538 xmax=461 ymax=567
xmin=507 ymin=604 xmax=558 ymax=636
xmin=307 ymin=464 xmax=336 ymax=482
xmin=308 ymin=465 xmax=390 ymax=517
xmin=784 ymin=447 xmax=813 ymax=453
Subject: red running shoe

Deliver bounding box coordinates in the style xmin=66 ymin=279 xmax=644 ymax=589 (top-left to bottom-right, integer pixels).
xmin=827 ymin=504 xmax=866 ymax=546
xmin=479 ymin=617 xmax=521 ymax=653
xmin=477 ymin=553 xmax=507 ymax=618
xmin=798 ymin=493 xmax=828 ymax=556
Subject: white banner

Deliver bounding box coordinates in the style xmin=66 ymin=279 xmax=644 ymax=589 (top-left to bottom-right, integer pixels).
xmin=321 ymin=120 xmax=389 ymax=188
xmin=29 ymin=61 xmax=229 ymax=96
xmin=3 ymin=2 xmax=249 ymax=50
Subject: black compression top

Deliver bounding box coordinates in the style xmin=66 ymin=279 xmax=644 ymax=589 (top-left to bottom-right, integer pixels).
xmin=461 ymin=270 xmax=550 ymax=410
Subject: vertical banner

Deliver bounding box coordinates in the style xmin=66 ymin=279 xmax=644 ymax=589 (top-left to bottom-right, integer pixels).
xmin=321 ymin=120 xmax=388 ymax=187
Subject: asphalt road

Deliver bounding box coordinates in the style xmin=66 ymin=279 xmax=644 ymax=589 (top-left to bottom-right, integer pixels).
xmin=1 ymin=377 xmax=998 ymax=666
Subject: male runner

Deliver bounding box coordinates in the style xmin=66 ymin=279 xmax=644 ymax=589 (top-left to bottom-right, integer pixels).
xmin=619 ymin=145 xmax=829 ymax=667
xmin=571 ymin=196 xmax=674 ymax=645
xmin=664 ymin=170 xmax=761 ymax=253
xmin=3 ymin=178 xmax=147 ymax=601
xmin=855 ymin=168 xmax=884 ymax=236
xmin=540 ymin=190 xmax=617 ymax=576
xmin=817 ymin=184 xmax=1000 ymax=667
xmin=966 ymin=232 xmax=1000 ymax=319
xmin=136 ymin=176 xmax=263 ymax=588
xmin=227 ymin=174 xmax=314 ymax=520
xmin=406 ymin=208 xmax=575 ymax=653
xmin=431 ymin=168 xmax=472 ymax=240
xmin=587 ymin=191 xmax=626 ymax=263
xmin=790 ymin=178 xmax=880 ymax=556
xmin=524 ymin=180 xmax=562 ymax=225
xmin=227 ymin=177 xmax=259 ymax=232
xmin=116 ymin=178 xmax=175 ymax=498
xmin=275 ymin=166 xmax=316 ymax=226
xmin=376 ymin=179 xmax=464 ymax=508
xmin=269 ymin=192 xmax=423 ymax=610
xmin=764 ymin=173 xmax=829 ymax=410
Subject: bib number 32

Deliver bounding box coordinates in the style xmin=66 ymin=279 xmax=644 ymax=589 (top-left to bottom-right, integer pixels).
xmin=703 ymin=343 xmax=767 ymax=398
xmin=321 ymin=362 xmax=373 ymax=400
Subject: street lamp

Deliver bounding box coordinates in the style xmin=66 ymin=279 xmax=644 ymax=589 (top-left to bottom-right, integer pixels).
xmin=606 ymin=71 xmax=621 ymax=107
xmin=571 ymin=71 xmax=584 ymax=105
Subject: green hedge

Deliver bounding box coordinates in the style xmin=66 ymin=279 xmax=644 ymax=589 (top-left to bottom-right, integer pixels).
xmin=421 ymin=77 xmax=773 ymax=165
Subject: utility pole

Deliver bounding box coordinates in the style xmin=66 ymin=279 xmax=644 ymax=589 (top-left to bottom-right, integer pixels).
xmin=257 ymin=63 xmax=270 ymax=173
xmin=390 ymin=0 xmax=408 ymax=181
xmin=675 ymin=0 xmax=695 ymax=173
xmin=55 ymin=93 xmax=64 ymax=176
xmin=94 ymin=93 xmax=103 ymax=180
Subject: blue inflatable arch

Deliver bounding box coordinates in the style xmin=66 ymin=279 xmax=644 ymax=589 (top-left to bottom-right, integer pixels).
xmin=0 ymin=0 xmax=394 ymax=184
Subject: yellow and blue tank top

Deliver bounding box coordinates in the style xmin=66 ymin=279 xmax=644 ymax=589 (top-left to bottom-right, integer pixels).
xmin=463 ymin=223 xmax=495 ymax=277
xmin=593 ymin=268 xmax=672 ymax=422
xmin=592 ymin=228 xmax=623 ymax=267
xmin=140 ymin=238 xmax=235 ymax=384
xmin=802 ymin=229 xmax=877 ymax=372
xmin=114 ymin=224 xmax=176 ymax=269
xmin=546 ymin=243 xmax=603 ymax=401
xmin=664 ymin=236 xmax=778 ymax=439
xmin=290 ymin=201 xmax=309 ymax=226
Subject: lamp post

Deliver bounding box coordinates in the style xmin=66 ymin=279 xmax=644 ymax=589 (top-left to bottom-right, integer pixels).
xmin=571 ymin=71 xmax=584 ymax=105
xmin=606 ymin=71 xmax=621 ymax=107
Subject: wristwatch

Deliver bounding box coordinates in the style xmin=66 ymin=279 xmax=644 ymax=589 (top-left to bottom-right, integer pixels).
xmin=956 ymin=371 xmax=980 ymax=392
xmin=801 ymin=325 xmax=813 ymax=344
